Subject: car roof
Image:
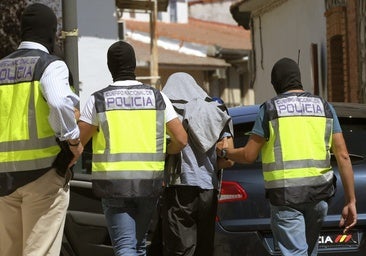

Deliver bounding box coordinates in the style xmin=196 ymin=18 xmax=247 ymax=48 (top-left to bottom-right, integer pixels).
xmin=331 ymin=102 xmax=366 ymax=118
xmin=228 ymin=102 xmax=366 ymax=125
xmin=228 ymin=104 xmax=260 ymax=125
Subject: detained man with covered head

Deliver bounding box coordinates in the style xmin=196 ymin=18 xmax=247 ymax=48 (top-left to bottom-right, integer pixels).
xmin=154 ymin=72 xmax=234 ymax=256
xmin=0 ymin=3 xmax=83 ymax=256
xmin=216 ymin=57 xmax=357 ymax=255
xmin=78 ymin=41 xmax=187 ymax=256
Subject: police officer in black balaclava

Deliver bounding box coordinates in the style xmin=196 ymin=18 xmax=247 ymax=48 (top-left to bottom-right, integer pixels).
xmin=271 ymin=57 xmax=303 ymax=94
xmin=21 ymin=3 xmax=58 ymax=53
xmin=216 ymin=55 xmax=357 ymax=256
xmin=107 ymin=40 xmax=137 ymax=81
xmin=0 ymin=3 xmax=83 ymax=256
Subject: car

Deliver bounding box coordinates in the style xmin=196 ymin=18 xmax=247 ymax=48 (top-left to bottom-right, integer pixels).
xmin=214 ymin=102 xmax=366 ymax=256
xmin=61 ymin=102 xmax=366 ymax=256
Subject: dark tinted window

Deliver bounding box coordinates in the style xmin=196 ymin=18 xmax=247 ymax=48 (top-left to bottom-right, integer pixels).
xmin=233 ymin=121 xmax=263 ymax=164
xmin=233 ymin=122 xmax=254 ymax=148
xmin=233 ymin=117 xmax=366 ymax=163
xmin=339 ymin=117 xmax=366 ymax=157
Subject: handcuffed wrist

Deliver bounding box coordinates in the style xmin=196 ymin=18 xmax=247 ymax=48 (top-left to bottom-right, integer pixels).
xmin=218 ymin=148 xmax=227 ymax=158
xmin=68 ymin=138 xmax=80 ymax=146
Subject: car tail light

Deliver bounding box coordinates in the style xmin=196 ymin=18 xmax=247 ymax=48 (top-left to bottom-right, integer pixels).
xmin=218 ymin=181 xmax=248 ymax=203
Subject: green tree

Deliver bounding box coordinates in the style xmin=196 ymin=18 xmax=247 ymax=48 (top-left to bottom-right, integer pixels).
xmin=0 ymin=0 xmax=27 ymax=58
xmin=0 ymin=0 xmax=62 ymax=58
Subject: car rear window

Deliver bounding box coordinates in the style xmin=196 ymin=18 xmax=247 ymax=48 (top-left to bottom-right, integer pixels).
xmin=339 ymin=117 xmax=366 ymax=157
xmin=233 ymin=122 xmax=254 ymax=147
xmin=233 ymin=117 xmax=366 ymax=163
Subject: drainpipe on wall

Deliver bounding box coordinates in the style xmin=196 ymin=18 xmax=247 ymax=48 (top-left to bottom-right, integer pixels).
xmin=61 ymin=0 xmax=82 ymax=172
xmin=62 ymin=0 xmax=79 ymax=101
xmin=150 ymin=0 xmax=159 ymax=89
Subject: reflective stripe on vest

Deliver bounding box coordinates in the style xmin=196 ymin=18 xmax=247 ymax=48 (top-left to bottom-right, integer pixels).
xmin=91 ymin=85 xmax=166 ymax=181
xmin=261 ymin=95 xmax=333 ymax=193
xmin=0 ymin=52 xmax=60 ymax=172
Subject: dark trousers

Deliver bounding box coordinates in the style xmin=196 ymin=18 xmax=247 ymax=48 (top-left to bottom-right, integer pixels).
xmin=152 ymin=186 xmax=218 ymax=256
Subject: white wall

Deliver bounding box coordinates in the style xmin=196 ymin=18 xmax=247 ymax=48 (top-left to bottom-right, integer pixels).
xmin=77 ymin=0 xmax=118 ymax=39
xmin=122 ymin=1 xmax=188 ymax=24
xmin=76 ymin=0 xmax=118 ymax=110
xmin=78 ymin=37 xmax=116 ymax=110
xmin=250 ymin=0 xmax=327 ymax=103
xmin=176 ymin=1 xmax=189 ymax=23
xmin=189 ymin=0 xmax=237 ymax=25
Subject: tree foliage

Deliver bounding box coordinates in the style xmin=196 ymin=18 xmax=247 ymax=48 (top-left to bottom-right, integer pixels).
xmin=0 ymin=0 xmax=27 ymax=58
xmin=0 ymin=0 xmax=62 ymax=58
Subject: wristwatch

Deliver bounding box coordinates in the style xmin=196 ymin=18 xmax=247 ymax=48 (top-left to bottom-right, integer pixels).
xmin=219 ymin=148 xmax=227 ymax=159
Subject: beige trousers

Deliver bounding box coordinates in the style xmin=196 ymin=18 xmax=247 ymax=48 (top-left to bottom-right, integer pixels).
xmin=0 ymin=168 xmax=69 ymax=256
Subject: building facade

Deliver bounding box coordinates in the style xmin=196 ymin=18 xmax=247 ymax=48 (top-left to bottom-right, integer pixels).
xmin=231 ymin=0 xmax=366 ymax=104
xmin=325 ymin=0 xmax=366 ymax=103
xmin=76 ymin=0 xmax=252 ymax=108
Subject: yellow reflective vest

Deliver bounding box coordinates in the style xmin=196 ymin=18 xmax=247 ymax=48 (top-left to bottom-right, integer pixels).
xmin=261 ymin=93 xmax=336 ymax=205
xmin=91 ymin=84 xmax=166 ymax=198
xmin=0 ymin=49 xmax=60 ymax=173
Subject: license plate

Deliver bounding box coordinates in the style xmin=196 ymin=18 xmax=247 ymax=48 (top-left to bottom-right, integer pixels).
xmin=318 ymin=230 xmax=359 ymax=249
xmin=265 ymin=230 xmax=360 ymax=253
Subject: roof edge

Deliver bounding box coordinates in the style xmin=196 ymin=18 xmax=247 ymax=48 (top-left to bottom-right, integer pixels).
xmin=230 ymin=1 xmax=251 ymax=30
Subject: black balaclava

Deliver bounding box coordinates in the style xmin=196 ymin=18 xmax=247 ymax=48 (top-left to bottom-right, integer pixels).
xmin=21 ymin=3 xmax=57 ymax=53
xmin=271 ymin=57 xmax=303 ymax=94
xmin=107 ymin=41 xmax=136 ymax=82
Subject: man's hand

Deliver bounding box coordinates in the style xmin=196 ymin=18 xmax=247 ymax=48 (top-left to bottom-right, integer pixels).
xmin=216 ymin=137 xmax=228 ymax=158
xmin=68 ymin=142 xmax=83 ymax=167
xmin=216 ymin=137 xmax=234 ymax=169
xmin=68 ymin=138 xmax=84 ymax=168
xmin=339 ymin=202 xmax=357 ymax=233
xmin=216 ymin=139 xmax=225 ymax=154
xmin=221 ymin=137 xmax=228 ymax=149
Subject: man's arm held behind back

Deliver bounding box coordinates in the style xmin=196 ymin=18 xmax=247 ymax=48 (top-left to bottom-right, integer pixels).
xmin=166 ymin=117 xmax=188 ymax=154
